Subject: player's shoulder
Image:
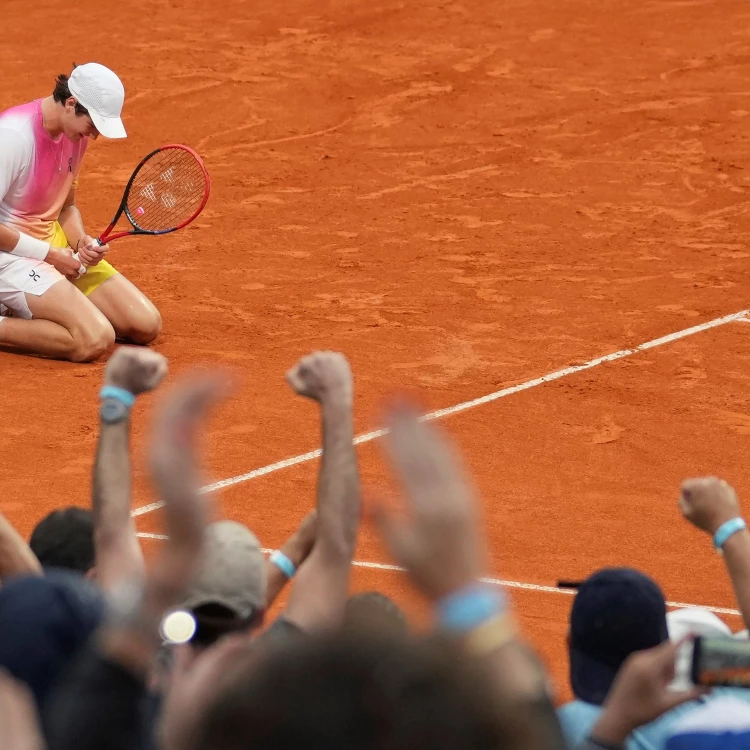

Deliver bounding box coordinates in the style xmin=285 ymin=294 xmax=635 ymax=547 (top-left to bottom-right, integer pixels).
xmin=0 ymin=102 xmax=37 ymax=158
xmin=0 ymin=101 xmax=38 ymax=137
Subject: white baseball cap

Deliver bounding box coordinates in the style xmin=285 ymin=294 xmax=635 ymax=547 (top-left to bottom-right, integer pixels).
xmin=667 ymin=607 xmax=732 ymax=641
xmin=68 ymin=63 xmax=127 ymax=139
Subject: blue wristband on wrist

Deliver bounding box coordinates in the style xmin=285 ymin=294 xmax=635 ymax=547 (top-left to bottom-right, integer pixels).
xmin=714 ymin=518 xmax=747 ymax=551
xmin=100 ymin=386 xmax=136 ymax=408
xmin=437 ymin=583 xmax=507 ymax=632
xmin=270 ymin=551 xmax=297 ymax=579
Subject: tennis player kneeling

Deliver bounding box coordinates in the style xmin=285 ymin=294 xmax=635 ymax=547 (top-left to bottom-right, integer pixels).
xmin=0 ymin=63 xmax=161 ymax=362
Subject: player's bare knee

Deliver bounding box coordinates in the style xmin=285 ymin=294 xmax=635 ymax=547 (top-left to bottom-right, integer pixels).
xmin=125 ymin=308 xmax=162 ymax=346
xmin=70 ymin=322 xmax=115 ymax=362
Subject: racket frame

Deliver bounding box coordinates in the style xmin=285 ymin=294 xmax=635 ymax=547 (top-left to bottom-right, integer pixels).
xmin=99 ymin=144 xmax=211 ymax=244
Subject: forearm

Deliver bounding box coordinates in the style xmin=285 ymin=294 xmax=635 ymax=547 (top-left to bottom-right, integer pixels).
xmin=721 ymin=529 xmax=750 ymax=631
xmin=0 ymin=223 xmax=53 ymax=260
xmin=316 ymin=398 xmax=359 ymax=560
xmin=93 ymin=418 xmax=144 ymax=590
xmin=0 ymin=223 xmax=21 ymax=253
xmin=281 ymin=398 xmax=359 ymax=629
xmin=265 ymin=530 xmax=316 ymax=608
xmin=0 ymin=514 xmax=42 ymax=580
xmin=58 ymin=204 xmax=86 ymax=250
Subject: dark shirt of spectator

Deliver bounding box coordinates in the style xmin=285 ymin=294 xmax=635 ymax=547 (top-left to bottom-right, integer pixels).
xmin=0 ymin=570 xmax=103 ymax=714
xmin=29 ymin=507 xmax=95 ymax=574
xmin=569 ymin=567 xmax=669 ymax=705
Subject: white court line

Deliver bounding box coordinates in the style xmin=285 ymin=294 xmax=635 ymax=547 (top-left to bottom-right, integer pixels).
xmin=132 ymin=308 xmax=749 ymax=518
xmin=135 ymin=532 xmax=742 ymax=616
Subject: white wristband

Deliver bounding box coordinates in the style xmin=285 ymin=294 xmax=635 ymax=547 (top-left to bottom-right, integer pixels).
xmin=12 ymin=233 xmax=50 ymax=261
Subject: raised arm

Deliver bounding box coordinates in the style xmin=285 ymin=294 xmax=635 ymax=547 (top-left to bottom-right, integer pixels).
xmin=264 ymin=509 xmax=317 ymax=610
xmin=680 ymin=477 xmax=750 ymax=631
xmin=278 ymin=351 xmax=361 ymax=631
xmin=373 ymin=403 xmax=566 ymax=750
xmin=46 ymin=372 xmax=229 ymax=750
xmin=92 ymin=347 xmax=167 ymax=591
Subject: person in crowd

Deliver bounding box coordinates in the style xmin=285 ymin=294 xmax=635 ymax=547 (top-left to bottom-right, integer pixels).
xmin=341 ymin=591 xmax=408 ymax=636
xmin=561 ymin=476 xmax=750 ymax=749
xmin=29 ymin=507 xmax=94 ymax=575
xmin=42 ymin=373 xmax=567 ymax=750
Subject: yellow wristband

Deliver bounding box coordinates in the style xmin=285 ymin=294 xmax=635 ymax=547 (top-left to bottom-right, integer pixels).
xmin=464 ymin=613 xmax=517 ymax=656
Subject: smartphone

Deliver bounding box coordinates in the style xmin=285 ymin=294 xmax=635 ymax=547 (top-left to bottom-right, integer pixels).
xmin=691 ymin=636 xmax=750 ymax=688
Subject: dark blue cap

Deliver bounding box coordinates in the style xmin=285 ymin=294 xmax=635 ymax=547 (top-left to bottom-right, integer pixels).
xmin=569 ymin=567 xmax=668 ymax=705
xmin=0 ymin=570 xmax=104 ymax=710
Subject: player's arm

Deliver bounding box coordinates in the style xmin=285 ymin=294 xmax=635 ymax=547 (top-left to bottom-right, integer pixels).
xmin=93 ymin=348 xmax=167 ymax=592
xmin=0 ymin=129 xmax=45 ymax=256
xmin=0 ymin=129 xmax=84 ymax=279
xmin=58 ymin=181 xmax=108 ymax=266
xmin=0 ymin=221 xmax=81 ymax=280
xmin=58 ymin=182 xmax=86 ymax=251
xmin=279 ymin=352 xmax=361 ymax=631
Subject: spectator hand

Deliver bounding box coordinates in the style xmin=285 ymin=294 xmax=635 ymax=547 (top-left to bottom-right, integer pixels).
xmin=680 ymin=477 xmax=742 ymax=536
xmin=286 ymin=351 xmax=353 ymax=404
xmin=104 ymin=346 xmax=168 ymax=395
xmin=591 ymin=639 xmax=706 ymax=745
xmin=371 ymin=402 xmax=486 ymax=601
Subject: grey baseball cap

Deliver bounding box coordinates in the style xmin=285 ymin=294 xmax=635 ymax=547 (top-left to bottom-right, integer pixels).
xmin=182 ymin=520 xmax=267 ymax=618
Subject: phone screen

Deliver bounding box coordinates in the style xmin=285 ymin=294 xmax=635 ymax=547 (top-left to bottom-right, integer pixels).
xmin=692 ymin=637 xmax=750 ymax=687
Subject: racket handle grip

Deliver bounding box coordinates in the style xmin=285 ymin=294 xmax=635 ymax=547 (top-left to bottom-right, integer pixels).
xmin=72 ymin=252 xmax=87 ymax=276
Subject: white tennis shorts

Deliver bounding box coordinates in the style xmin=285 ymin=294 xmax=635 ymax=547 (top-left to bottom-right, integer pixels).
xmin=0 ymin=256 xmax=64 ymax=320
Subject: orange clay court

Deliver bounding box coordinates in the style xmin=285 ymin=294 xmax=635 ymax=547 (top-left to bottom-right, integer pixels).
xmin=3 ymin=0 xmax=750 ymax=701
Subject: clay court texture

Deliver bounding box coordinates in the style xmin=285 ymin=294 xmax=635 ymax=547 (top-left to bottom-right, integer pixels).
xmin=3 ymin=0 xmax=750 ymax=700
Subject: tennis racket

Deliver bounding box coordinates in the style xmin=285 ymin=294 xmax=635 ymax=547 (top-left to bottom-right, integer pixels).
xmin=73 ymin=144 xmax=210 ymax=273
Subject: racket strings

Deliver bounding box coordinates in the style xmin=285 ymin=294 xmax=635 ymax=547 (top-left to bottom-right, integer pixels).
xmin=127 ymin=149 xmax=207 ymax=233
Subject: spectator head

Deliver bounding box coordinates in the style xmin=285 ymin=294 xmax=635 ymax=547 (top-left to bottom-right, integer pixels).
xmin=169 ymin=520 xmax=267 ymax=648
xmin=29 ymin=507 xmax=95 ymax=575
xmin=193 ymin=633 xmax=515 ymax=750
xmin=0 ymin=570 xmax=103 ymax=711
xmin=342 ymin=591 xmax=408 ymax=636
xmin=568 ymin=567 xmax=668 ymax=705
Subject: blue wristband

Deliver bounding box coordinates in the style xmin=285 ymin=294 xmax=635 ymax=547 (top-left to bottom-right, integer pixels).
xmin=714 ymin=518 xmax=747 ymax=551
xmin=437 ymin=583 xmax=507 ymax=632
xmin=270 ymin=551 xmax=297 ymax=579
xmin=100 ymin=386 xmax=136 ymax=408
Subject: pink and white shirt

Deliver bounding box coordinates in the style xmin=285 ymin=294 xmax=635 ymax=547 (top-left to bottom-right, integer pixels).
xmin=0 ymin=99 xmax=88 ymax=247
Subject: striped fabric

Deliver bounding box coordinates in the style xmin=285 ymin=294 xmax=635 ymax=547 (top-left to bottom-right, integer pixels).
xmin=666 ymin=697 xmax=750 ymax=750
